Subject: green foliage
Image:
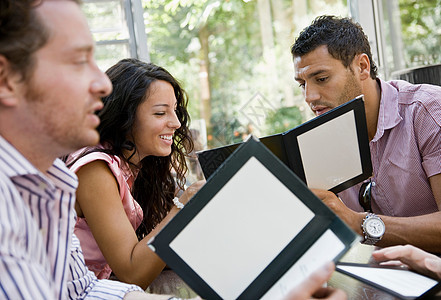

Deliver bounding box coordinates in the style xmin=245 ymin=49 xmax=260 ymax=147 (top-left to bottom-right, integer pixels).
xmin=143 ymin=0 xmax=265 ymax=147
xmin=265 ymin=106 xmax=304 ymax=135
xmin=399 ymin=0 xmax=441 ymax=67
xmin=209 ymin=112 xmax=244 ymax=147
xmin=85 ymin=0 xmax=355 ymax=148
xmin=83 ymin=0 xmax=441 ymax=151
xmin=141 ymin=0 xmax=350 ymax=148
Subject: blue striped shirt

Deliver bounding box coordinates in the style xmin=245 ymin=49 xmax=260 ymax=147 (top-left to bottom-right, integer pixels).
xmin=0 ymin=135 xmax=142 ymax=299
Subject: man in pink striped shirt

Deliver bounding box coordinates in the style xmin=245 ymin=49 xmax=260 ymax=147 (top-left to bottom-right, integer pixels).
xmin=292 ymin=16 xmax=441 ymax=253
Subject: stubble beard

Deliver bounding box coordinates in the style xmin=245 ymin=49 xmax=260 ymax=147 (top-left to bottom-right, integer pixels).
xmin=23 ymin=76 xmax=99 ymax=157
xmin=336 ymin=68 xmax=363 ymax=106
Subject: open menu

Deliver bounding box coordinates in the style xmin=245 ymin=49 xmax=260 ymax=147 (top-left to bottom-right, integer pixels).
xmin=148 ymin=137 xmax=359 ymax=299
xmin=336 ymin=262 xmax=441 ymax=299
xmin=197 ymin=95 xmax=372 ymax=194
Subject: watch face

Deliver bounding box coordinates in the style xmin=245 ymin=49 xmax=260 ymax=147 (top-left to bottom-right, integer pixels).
xmin=365 ymin=217 xmax=385 ymax=238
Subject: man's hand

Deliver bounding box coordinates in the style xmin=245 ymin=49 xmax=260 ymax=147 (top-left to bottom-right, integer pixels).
xmin=311 ymin=189 xmax=362 ymax=233
xmin=283 ymin=262 xmax=347 ymax=300
xmin=372 ymin=245 xmax=441 ymax=280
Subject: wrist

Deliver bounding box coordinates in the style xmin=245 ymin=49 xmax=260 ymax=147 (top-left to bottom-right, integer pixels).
xmin=352 ymin=212 xmax=367 ymax=236
xmin=361 ymin=213 xmax=385 ymax=245
xmin=172 ymin=197 xmax=185 ymax=209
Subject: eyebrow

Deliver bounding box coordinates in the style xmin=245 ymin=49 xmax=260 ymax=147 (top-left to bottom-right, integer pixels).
xmin=152 ymin=103 xmax=179 ymax=109
xmin=295 ymin=69 xmax=328 ymax=82
xmin=61 ymin=45 xmax=94 ymax=59
xmin=74 ymin=45 xmax=94 ymax=53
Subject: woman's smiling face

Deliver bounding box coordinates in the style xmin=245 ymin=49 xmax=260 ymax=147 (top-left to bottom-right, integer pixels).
xmin=129 ymin=80 xmax=181 ymax=163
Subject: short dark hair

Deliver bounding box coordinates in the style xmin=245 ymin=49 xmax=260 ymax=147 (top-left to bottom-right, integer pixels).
xmin=0 ymin=0 xmax=81 ymax=81
xmin=291 ymin=15 xmax=378 ymax=79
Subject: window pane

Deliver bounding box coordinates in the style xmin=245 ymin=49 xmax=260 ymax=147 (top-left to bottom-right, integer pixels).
xmin=381 ymin=0 xmax=441 ymax=74
xmin=83 ymin=0 xmax=131 ymax=70
xmin=95 ymin=43 xmax=131 ymax=71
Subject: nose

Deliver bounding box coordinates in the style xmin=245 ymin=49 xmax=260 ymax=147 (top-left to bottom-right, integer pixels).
xmin=169 ymin=111 xmax=181 ymax=129
xmin=304 ymin=83 xmax=320 ymax=105
xmin=91 ymin=63 xmax=112 ymax=98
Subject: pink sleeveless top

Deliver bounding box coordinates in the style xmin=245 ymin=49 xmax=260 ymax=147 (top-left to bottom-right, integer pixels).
xmin=69 ymin=148 xmax=143 ymax=279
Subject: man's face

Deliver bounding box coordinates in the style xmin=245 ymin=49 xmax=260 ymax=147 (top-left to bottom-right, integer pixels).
xmin=294 ymin=45 xmax=362 ymax=116
xmin=17 ymin=1 xmax=112 ymax=156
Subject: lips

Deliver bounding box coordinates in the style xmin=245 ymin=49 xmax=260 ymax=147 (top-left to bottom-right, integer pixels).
xmin=160 ymin=135 xmax=173 ymax=141
xmin=92 ymin=98 xmax=104 ymax=113
xmin=311 ymin=105 xmax=330 ymax=116
xmin=86 ymin=101 xmax=104 ymax=126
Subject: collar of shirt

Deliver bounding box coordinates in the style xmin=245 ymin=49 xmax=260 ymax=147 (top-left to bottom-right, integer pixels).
xmin=372 ymin=79 xmax=404 ymax=142
xmin=0 ymin=135 xmax=78 ymax=195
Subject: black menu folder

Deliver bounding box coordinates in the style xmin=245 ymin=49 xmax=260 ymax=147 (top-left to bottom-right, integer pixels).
xmin=336 ymin=262 xmax=441 ymax=299
xmin=148 ymin=136 xmax=359 ymax=300
xmin=197 ymin=95 xmax=372 ymax=194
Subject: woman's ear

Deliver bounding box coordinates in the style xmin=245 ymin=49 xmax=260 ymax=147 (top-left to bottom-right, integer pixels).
xmin=0 ymin=55 xmax=20 ymax=107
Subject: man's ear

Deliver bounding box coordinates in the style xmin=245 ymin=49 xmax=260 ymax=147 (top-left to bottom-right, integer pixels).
xmin=356 ymin=53 xmax=371 ymax=81
xmin=0 ymin=55 xmax=20 ymax=107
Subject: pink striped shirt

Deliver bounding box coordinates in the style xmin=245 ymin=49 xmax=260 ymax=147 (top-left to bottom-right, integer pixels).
xmin=339 ymin=79 xmax=441 ymax=216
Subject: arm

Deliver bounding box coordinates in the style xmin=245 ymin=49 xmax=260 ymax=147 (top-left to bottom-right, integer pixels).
xmin=372 ymin=245 xmax=441 ymax=280
xmin=68 ymin=233 xmax=199 ymax=300
xmin=312 ymin=178 xmax=441 ymax=253
xmin=68 ymin=234 xmax=144 ymax=299
xmin=75 ymin=160 xmax=203 ymax=289
xmin=283 ymin=262 xmax=346 ymax=300
xmin=123 ymin=292 xmax=202 ymax=300
xmin=123 ymin=292 xmax=173 ymax=300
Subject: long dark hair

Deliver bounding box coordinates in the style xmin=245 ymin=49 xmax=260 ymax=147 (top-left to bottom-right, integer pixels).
xmin=68 ymin=58 xmax=193 ymax=239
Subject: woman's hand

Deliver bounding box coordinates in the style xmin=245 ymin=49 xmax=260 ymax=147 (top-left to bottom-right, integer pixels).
xmin=179 ymin=180 xmax=205 ymax=205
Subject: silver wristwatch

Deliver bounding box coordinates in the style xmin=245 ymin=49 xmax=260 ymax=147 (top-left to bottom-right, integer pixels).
xmin=361 ymin=213 xmax=385 ymax=245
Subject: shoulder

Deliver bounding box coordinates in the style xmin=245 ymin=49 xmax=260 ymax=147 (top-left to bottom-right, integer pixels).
xmin=75 ymin=159 xmax=115 ymax=180
xmin=386 ymin=80 xmax=441 ymax=125
xmin=387 ymin=80 xmax=441 ymax=103
xmin=70 ymin=151 xmax=121 ymax=173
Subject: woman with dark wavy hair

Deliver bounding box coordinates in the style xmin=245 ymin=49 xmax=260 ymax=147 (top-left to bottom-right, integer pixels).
xmin=66 ymin=58 xmax=204 ymax=290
